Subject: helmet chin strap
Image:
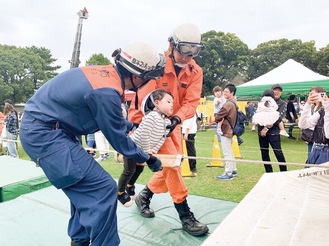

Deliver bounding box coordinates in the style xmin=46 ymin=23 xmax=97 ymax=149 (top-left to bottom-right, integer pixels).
xmin=128 ymin=74 xmax=150 ymax=110
xmin=129 ymin=73 xmax=150 ymax=92
xmin=127 ymin=74 xmax=141 ymax=110
xmin=170 ymin=48 xmax=187 ymax=68
xmin=129 ymin=73 xmax=138 ymax=92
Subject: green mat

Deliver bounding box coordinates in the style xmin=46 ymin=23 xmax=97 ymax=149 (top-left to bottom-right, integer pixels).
xmin=0 ymin=156 xmax=51 ymax=202
xmin=0 ymin=156 xmax=238 ymax=245
xmin=0 ymin=184 xmax=237 ymax=245
xmin=118 ymin=184 xmax=237 ymax=246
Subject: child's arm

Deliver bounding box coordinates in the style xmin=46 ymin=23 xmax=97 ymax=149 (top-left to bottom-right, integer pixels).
xmin=182 ymin=117 xmax=194 ymax=141
xmin=214 ymin=98 xmax=220 ymax=106
xmin=183 ymin=128 xmax=190 ymax=141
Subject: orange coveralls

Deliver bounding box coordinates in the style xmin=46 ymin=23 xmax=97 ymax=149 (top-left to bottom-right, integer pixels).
xmin=129 ymin=52 xmax=203 ymax=203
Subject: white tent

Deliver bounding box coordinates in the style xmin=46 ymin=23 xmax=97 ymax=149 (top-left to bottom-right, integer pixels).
xmin=239 ymin=59 xmax=328 ymax=87
xmin=236 ymin=59 xmax=329 ymax=100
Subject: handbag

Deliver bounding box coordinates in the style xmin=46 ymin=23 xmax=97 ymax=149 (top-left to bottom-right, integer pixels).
xmin=301 ymin=128 xmax=313 ymax=143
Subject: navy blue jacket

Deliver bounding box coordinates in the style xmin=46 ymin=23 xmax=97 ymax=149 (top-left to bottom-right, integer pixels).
xmin=24 ymin=65 xmax=148 ymax=163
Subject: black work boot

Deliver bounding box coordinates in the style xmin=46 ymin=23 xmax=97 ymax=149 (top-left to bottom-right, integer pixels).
xmin=71 ymin=241 xmax=90 ymax=246
xmin=135 ymin=185 xmax=155 ymax=218
xmin=174 ymin=200 xmax=209 ymax=236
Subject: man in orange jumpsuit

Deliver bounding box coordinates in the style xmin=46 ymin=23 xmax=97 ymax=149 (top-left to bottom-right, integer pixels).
xmin=129 ymin=23 xmax=209 ymax=236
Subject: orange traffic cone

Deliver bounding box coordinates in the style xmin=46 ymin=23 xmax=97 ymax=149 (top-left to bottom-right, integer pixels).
xmin=232 ymin=136 xmax=242 ymax=158
xmin=181 ymin=140 xmax=195 ymax=177
xmin=208 ymin=115 xmax=213 ymax=124
xmin=207 ymin=135 xmax=224 ymax=167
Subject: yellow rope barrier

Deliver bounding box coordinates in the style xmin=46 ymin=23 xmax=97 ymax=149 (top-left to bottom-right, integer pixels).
xmin=85 ymin=147 xmax=328 ymax=168
xmin=3 ymin=138 xmax=327 ymax=169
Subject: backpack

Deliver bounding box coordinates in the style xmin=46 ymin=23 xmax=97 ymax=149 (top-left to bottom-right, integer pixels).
xmin=226 ymin=102 xmax=246 ymax=137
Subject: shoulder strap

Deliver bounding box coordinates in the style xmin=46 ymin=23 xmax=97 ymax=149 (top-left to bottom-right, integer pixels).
xmin=228 ymin=99 xmax=239 ymax=109
xmin=227 ymin=116 xmax=234 ymax=130
xmin=225 ymin=100 xmax=238 ymax=130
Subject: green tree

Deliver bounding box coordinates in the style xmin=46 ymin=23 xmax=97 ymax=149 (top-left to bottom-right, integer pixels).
xmin=26 ymin=46 xmax=60 ymax=89
xmin=195 ymin=31 xmax=250 ymax=96
xmin=0 ymin=44 xmax=60 ymax=103
xmin=86 ymin=54 xmax=111 ymax=66
xmin=248 ymin=39 xmax=318 ymax=80
xmin=317 ymin=44 xmax=329 ymax=76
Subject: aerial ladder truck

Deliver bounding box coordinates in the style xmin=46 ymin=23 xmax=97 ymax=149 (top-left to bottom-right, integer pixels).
xmin=69 ymin=7 xmax=89 ymax=68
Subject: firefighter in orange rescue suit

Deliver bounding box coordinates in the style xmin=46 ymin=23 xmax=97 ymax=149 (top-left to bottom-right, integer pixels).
xmin=129 ymin=23 xmax=209 ymax=236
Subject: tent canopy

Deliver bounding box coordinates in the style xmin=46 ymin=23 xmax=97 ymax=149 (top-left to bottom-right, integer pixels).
xmin=236 ymin=59 xmax=329 ymax=100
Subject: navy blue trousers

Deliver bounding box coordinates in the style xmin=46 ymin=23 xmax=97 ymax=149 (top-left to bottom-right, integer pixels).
xmin=20 ymin=113 xmax=119 ymax=245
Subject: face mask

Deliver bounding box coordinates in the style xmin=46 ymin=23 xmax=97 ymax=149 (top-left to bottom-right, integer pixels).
xmin=175 ymin=63 xmax=187 ymax=68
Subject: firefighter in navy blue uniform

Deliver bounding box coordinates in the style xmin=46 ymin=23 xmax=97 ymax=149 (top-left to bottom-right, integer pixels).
xmin=19 ymin=41 xmax=165 ymax=246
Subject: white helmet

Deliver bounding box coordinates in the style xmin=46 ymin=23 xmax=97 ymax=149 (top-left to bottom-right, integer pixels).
xmin=141 ymin=89 xmax=173 ymax=115
xmin=113 ymin=40 xmax=166 ymax=81
xmin=141 ymin=92 xmax=155 ymax=116
xmin=171 ymin=23 xmax=201 ymax=43
xmin=169 ymin=23 xmax=204 ymax=57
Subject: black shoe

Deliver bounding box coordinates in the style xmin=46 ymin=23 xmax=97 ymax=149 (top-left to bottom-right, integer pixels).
xmin=174 ymin=200 xmax=209 ymax=236
xmin=118 ymin=192 xmax=133 ymax=207
xmin=181 ymin=213 xmax=209 ymax=236
xmin=135 ymin=186 xmax=155 ymax=218
xmin=288 ymin=136 xmax=296 ymax=140
xmin=126 ymin=185 xmax=136 ymax=200
xmin=238 ymin=139 xmax=244 ymax=145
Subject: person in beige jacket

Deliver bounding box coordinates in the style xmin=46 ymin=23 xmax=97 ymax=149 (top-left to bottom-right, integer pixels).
xmin=215 ymin=83 xmax=237 ymax=180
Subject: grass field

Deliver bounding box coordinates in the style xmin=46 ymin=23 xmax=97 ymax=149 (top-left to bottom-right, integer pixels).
xmin=16 ymin=125 xmax=308 ymax=203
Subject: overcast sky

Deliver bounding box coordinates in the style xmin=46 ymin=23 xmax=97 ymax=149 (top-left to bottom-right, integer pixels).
xmin=1 ymin=0 xmax=328 ymax=73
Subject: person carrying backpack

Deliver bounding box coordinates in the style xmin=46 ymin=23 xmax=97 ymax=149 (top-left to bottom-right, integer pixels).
xmin=220 ymin=97 xmax=246 ymax=145
xmin=214 ymin=83 xmax=238 ymax=180
xmin=227 ymin=101 xmax=246 ymax=145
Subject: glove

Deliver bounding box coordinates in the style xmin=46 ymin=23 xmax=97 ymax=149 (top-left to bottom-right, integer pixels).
xmin=166 ymin=116 xmax=181 ymax=137
xmin=146 ymin=154 xmax=162 ymax=172
xmin=130 ymin=122 xmax=140 ymax=132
